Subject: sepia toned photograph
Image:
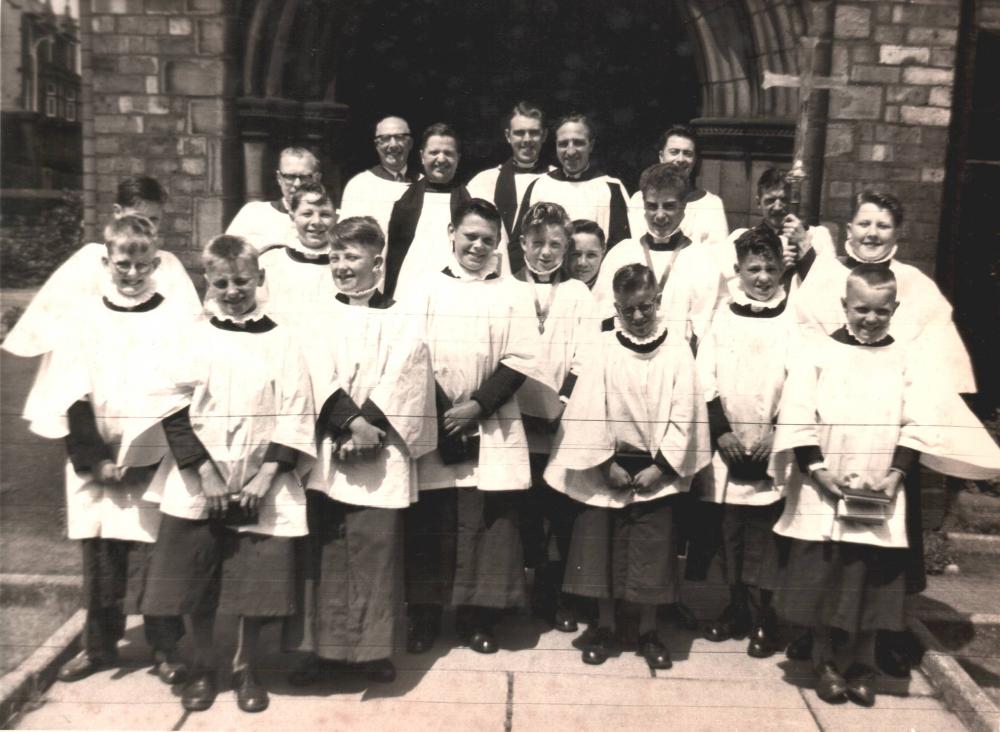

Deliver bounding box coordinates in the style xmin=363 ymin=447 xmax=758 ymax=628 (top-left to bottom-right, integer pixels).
xmin=0 ymin=0 xmax=998 ymax=729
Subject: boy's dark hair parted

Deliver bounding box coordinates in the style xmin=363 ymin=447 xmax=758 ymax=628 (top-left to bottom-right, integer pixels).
xmin=331 ymin=216 xmax=385 ymax=253
xmin=638 ymin=163 xmax=690 ymax=200
xmin=612 ymin=262 xmax=658 ymax=297
xmin=756 ymin=167 xmax=787 ymax=197
xmin=421 ymin=122 xmax=461 ymax=152
xmin=116 ymin=176 xmax=167 ymax=207
xmin=521 ymin=201 xmax=572 ymax=238
xmin=571 ymin=219 xmax=607 ymax=248
xmin=289 ymin=181 xmax=331 ymax=213
xmin=451 ymin=197 xmax=502 ymax=230
xmin=202 ymin=234 xmax=259 ymax=267
xmin=734 ymin=227 xmax=782 ymax=264
xmin=103 ymin=214 xmax=157 ymax=256
xmin=847 ymin=262 xmax=898 ymax=294
xmin=852 ymin=190 xmax=905 ymax=227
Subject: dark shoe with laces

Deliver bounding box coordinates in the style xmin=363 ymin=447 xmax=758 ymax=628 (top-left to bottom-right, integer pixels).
xmin=637 ymin=630 xmax=672 ymax=670
xmin=181 ymin=669 xmax=217 ymax=712
xmin=153 ymin=650 xmax=188 ymax=685
xmin=57 ymin=650 xmax=116 ymax=683
xmin=785 ymin=631 xmax=813 ymax=661
xmin=233 ymin=668 xmax=269 ymax=713
xmin=582 ymin=627 xmax=616 ymax=666
xmin=746 ymin=620 xmax=777 ymax=659
xmin=845 ymin=663 xmax=877 ymax=707
xmin=406 ymin=605 xmax=441 ymax=655
xmin=815 ymin=662 xmax=849 ymax=705
xmin=552 ymin=601 xmax=579 ymax=634
xmin=704 ymin=603 xmax=752 ymax=642
xmin=464 ymin=627 xmax=499 ymax=654
xmin=876 ymin=630 xmax=915 ymax=678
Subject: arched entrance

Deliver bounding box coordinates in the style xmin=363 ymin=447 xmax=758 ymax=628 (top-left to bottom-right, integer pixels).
xmin=235 ymin=0 xmax=807 ymax=226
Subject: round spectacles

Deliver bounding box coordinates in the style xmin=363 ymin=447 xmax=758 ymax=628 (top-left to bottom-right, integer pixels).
xmin=112 ymin=260 xmax=156 ymax=275
xmin=374 ymin=134 xmax=412 ymax=146
xmin=276 ymin=171 xmax=316 ymax=184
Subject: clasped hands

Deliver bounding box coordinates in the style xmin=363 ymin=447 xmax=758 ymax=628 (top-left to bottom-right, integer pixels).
xmin=334 ymin=416 xmax=387 ymax=462
xmin=811 ymin=468 xmax=903 ymax=502
xmin=717 ymin=432 xmax=772 ymax=466
xmin=604 ymin=461 xmax=664 ymax=496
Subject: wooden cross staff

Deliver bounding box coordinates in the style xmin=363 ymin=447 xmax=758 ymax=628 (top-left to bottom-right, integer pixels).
xmin=762 ymin=36 xmax=849 ymax=213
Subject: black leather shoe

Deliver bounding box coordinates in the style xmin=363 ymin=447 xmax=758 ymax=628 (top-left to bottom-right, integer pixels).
xmin=845 ymin=663 xmax=877 ymax=707
xmin=57 ymin=651 xmax=116 ymax=682
xmin=746 ymin=623 xmax=777 ymax=659
xmin=181 ymin=670 xmax=217 ymax=712
xmin=704 ymin=603 xmax=752 ymax=642
xmin=785 ymin=631 xmax=813 ymax=661
xmin=876 ymin=632 xmax=914 ymax=678
xmin=233 ymin=668 xmax=269 ymax=713
xmin=637 ymin=631 xmax=672 ymax=670
xmin=407 ymin=606 xmax=440 ymax=654
xmin=364 ymin=658 xmax=397 ymax=683
xmin=153 ymin=651 xmax=188 ymax=685
xmin=815 ymin=662 xmax=849 ymax=704
xmin=582 ymin=627 xmax=616 ymax=666
xmin=552 ymin=604 xmax=578 ymax=633
xmin=467 ymin=628 xmax=499 ymax=654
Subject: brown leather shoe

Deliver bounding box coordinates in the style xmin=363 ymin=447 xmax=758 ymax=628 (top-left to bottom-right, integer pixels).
xmin=57 ymin=651 xmax=116 ymax=683
xmin=637 ymin=630 xmax=672 ymax=670
xmin=582 ymin=627 xmax=616 ymax=666
xmin=815 ymin=662 xmax=849 ymax=704
xmin=233 ymin=668 xmax=269 ymax=713
xmin=845 ymin=663 xmax=877 ymax=707
xmin=153 ymin=651 xmax=188 ymax=685
xmin=181 ymin=669 xmax=217 ymax=712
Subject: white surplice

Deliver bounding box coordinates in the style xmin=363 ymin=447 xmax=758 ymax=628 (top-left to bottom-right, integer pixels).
xmin=225 ymin=200 xmax=299 ymax=251
xmin=525 ymin=173 xmax=630 ymax=242
xmin=627 ymin=188 xmax=728 ymax=248
xmin=258 ymin=244 xmax=339 ymax=325
xmin=338 ymin=169 xmax=412 ymax=238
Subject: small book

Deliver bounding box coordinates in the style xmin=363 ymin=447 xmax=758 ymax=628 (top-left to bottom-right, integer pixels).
xmin=835 ymin=497 xmax=887 ymax=525
xmin=841 ymin=486 xmax=892 ymax=505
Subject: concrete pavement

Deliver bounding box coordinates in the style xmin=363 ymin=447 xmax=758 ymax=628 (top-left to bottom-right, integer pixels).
xmin=13 ymin=609 xmax=967 ymax=731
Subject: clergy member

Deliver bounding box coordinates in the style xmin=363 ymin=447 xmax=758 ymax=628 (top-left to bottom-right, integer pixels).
xmin=226 ymin=147 xmax=321 ymax=250
xmin=515 ymin=113 xmax=631 ymax=255
xmin=383 ymin=123 xmax=477 ymax=301
xmin=627 ymin=124 xmax=728 ymax=248
xmin=467 ymin=101 xmax=553 ymax=263
xmin=338 ymin=116 xmax=418 ymax=237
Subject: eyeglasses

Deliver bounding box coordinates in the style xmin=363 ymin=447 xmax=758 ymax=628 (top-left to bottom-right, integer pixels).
xmin=276 ymin=171 xmax=316 ymax=184
xmin=374 ymin=134 xmax=411 ymax=146
xmin=111 ymin=259 xmax=156 ymax=275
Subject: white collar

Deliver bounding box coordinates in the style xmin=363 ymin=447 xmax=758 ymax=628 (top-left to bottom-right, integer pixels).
xmin=524 ymin=257 xmax=563 ymax=280
xmin=846 ymin=240 xmax=897 ymax=265
xmin=204 ymin=288 xmax=270 ymax=325
xmin=289 ymin=238 xmax=331 ymax=258
xmin=101 ymin=275 xmax=159 ymax=309
xmin=447 ymin=251 xmax=503 ymax=281
xmin=846 ymin=320 xmax=891 ymax=344
xmin=615 ymin=317 xmax=669 ymax=346
xmin=727 ymin=278 xmax=787 ymax=311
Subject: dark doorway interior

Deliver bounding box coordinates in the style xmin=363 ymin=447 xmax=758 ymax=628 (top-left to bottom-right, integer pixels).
xmin=334 ymin=0 xmax=700 ymax=190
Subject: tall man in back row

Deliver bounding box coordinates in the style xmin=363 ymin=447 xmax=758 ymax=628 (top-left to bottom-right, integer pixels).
xmin=467 ymin=102 xmax=554 ymax=259
xmin=627 ymin=125 xmax=728 ymax=248
xmin=226 ymin=147 xmax=321 ymax=250
xmin=515 ymin=113 xmax=631 ymax=270
xmin=339 ymin=116 xmax=419 ymax=237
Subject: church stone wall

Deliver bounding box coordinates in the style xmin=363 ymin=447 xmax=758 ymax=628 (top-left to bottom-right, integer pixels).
xmin=821 ymin=0 xmax=961 ymax=274
xmin=80 ymin=0 xmax=239 ymax=269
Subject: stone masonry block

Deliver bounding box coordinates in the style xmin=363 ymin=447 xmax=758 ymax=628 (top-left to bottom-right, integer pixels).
xmin=94 ymin=114 xmax=144 ymax=134
xmin=901 ymin=105 xmax=951 ymax=126
xmin=197 ymin=19 xmax=226 ymax=55
xmin=851 ymin=65 xmax=900 ymax=84
xmin=873 ymin=26 xmax=906 ymax=44
xmin=902 ymin=67 xmax=954 ymax=85
xmin=887 ymin=85 xmax=930 ymax=105
xmin=190 ymin=99 xmax=226 ymax=133
xmin=93 ymin=0 xmax=131 ymax=13
xmin=830 ymin=86 xmax=883 ymax=120
xmin=145 ymin=0 xmax=181 ymax=13
xmin=859 ymin=144 xmax=893 ymax=162
xmin=92 ymin=16 xmax=115 ymax=33
xmin=851 ymin=44 xmax=875 ymax=64
xmin=117 ymin=16 xmax=167 ymax=34
xmin=187 ymin=0 xmax=225 ymax=13
xmin=879 ymin=45 xmax=931 ymax=65
xmin=832 ymin=46 xmax=849 ymax=75
xmin=835 ymin=5 xmax=871 ymax=39
xmin=181 ymin=157 xmax=206 ymax=176
xmin=119 ymin=55 xmax=158 ymax=74
xmin=884 ymin=105 xmax=899 ymax=123
xmin=169 ymin=18 xmax=193 ymax=35
xmin=828 ymin=180 xmax=853 ymax=199
xmin=194 ymin=197 xmax=225 ymax=247
xmin=93 ymin=73 xmax=146 ymax=94
xmin=930 ymin=47 xmax=955 ymax=67
xmin=921 ymin=168 xmax=946 ymax=183
xmin=876 ymin=125 xmax=922 ymax=144
xmin=164 ymin=59 xmax=225 ymax=96
xmin=146 ymin=75 xmax=159 ymax=94
xmin=906 ymin=27 xmax=958 ymax=45
xmin=892 ymin=5 xmax=960 ymax=27
xmin=929 ymin=86 xmax=952 ymax=106
xmin=825 ymin=123 xmax=854 ymax=156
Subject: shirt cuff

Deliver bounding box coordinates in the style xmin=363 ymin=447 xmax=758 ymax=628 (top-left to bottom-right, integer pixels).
xmin=794 ymin=445 xmax=824 ymax=473
xmin=890 ymin=445 xmax=920 ymax=476
xmin=706 ymin=397 xmax=733 ymax=445
xmin=319 ymin=389 xmax=362 ymax=438
xmin=653 ymin=450 xmax=678 ymax=478
xmin=161 ymin=406 xmax=211 ymax=470
xmin=558 ymin=371 xmax=579 ymax=401
xmin=357 ymin=397 xmax=391 ymax=432
xmin=471 ymin=364 xmax=527 ymax=417
xmin=66 ymin=400 xmax=113 ymax=474
xmin=263 ymin=442 xmax=299 ymax=472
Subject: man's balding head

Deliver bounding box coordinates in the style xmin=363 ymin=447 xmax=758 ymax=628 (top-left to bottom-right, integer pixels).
xmin=374 ymin=116 xmax=413 ymax=174
xmin=276 ymin=147 xmax=321 ymax=204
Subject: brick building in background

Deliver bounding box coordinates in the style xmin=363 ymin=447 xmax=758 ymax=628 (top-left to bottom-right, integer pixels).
xmin=76 ymin=0 xmax=998 ymax=396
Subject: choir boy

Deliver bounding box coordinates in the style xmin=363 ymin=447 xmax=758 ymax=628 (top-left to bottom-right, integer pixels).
xmin=402 ymin=198 xmax=542 ymax=656
xmin=770 ymin=265 xmax=1000 ymax=707
xmin=142 ymin=236 xmax=316 ymax=714
xmin=24 ymin=215 xmax=192 ymax=685
xmin=257 ymin=181 xmax=339 ymax=324
xmin=545 ymin=263 xmax=710 ymax=670
xmin=693 ymin=228 xmax=794 ymax=659
xmin=509 ymin=202 xmax=598 ymax=632
xmin=286 ymin=216 xmax=436 ymax=685
xmin=566 ymin=219 xmax=606 ymax=289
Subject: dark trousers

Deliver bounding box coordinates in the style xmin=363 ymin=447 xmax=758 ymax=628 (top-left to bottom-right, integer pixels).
xmin=81 ymin=538 xmax=185 ymax=658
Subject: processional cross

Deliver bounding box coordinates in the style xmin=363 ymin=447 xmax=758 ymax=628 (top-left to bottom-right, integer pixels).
xmin=762 ymin=36 xmax=849 ymax=214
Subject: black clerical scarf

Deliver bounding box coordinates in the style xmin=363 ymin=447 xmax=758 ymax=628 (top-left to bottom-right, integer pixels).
xmin=616 ymin=328 xmax=669 ymax=354
xmin=641 ymin=231 xmax=690 ymax=295
xmin=269 ymin=200 xmax=289 ymax=214
xmin=334 ymin=290 xmax=394 ymax=309
xmin=369 ymin=164 xmax=419 ymax=183
xmin=842 ymin=254 xmax=892 ymax=269
xmin=729 ymin=298 xmax=788 ymax=318
xmin=283 ymin=247 xmax=330 ymax=265
xmin=209 ymin=315 xmax=278 ymax=333
xmin=102 ymin=292 xmax=164 ymax=312
xmin=384 ymin=179 xmax=471 ymax=298
xmin=830 ymin=325 xmax=894 ymax=347
xmin=494 ymin=158 xmax=548 ymax=238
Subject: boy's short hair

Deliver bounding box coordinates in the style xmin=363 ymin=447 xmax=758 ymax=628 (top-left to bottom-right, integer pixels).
xmin=612 ymin=263 xmax=657 ymax=297
xmin=521 ymin=202 xmax=572 ymax=239
xmin=638 ymin=163 xmax=690 ymax=200
xmin=507 ymin=101 xmax=545 ymax=130
xmin=451 ymin=197 xmax=502 ymax=231
xmin=656 ymin=124 xmax=698 ymax=155
xmin=554 ymin=112 xmax=595 ymax=140
xmin=289 ymin=181 xmax=331 ymax=213
xmin=571 ymin=219 xmax=607 ymax=249
xmin=756 ymin=167 xmax=787 ymax=197
xmin=202 ymin=234 xmax=259 ymax=269
xmin=852 ymin=190 xmax=904 ymax=227
xmin=734 ymin=227 xmax=782 ymax=264
xmin=331 ymin=216 xmax=385 ymax=253
xmin=104 ymin=214 xmax=158 ymax=256
xmin=421 ymin=122 xmax=461 ymax=152
xmin=847 ymin=263 xmax=898 ymax=294
xmin=116 ymin=176 xmax=166 ymax=207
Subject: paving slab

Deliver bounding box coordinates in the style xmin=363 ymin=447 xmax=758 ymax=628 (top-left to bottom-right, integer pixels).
xmin=801 ymin=687 xmax=969 ymax=731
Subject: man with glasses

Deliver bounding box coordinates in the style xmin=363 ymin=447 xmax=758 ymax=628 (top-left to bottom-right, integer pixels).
xmin=226 ymin=147 xmax=321 ymax=250
xmin=339 ymin=116 xmax=418 ymax=238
